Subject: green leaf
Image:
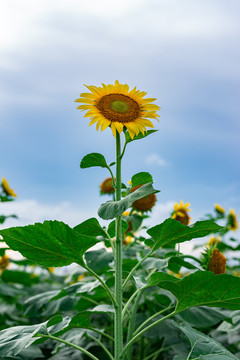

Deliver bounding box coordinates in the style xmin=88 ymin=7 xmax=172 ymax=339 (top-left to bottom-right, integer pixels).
xmin=149 ymin=271 xmax=240 ymax=313
xmin=0 ymin=315 xmax=70 ymax=357
xmin=1 ymin=270 xmax=39 ymax=286
xmin=131 ymin=172 xmax=153 ymax=188
xmin=0 ymin=247 xmax=8 ymax=256
xmin=107 ymin=219 xmax=128 ymax=237
xmin=85 ymin=249 xmax=114 ymax=272
xmin=125 ymin=130 xmax=158 ymax=143
xmin=98 ymin=183 xmax=159 ymax=220
xmin=173 ymin=321 xmax=238 ymax=359
xmin=147 ymin=219 xmax=223 ymax=251
xmin=87 ymin=304 xmax=114 ymax=313
xmin=53 ymin=280 xmax=100 ymax=300
xmin=80 ymin=152 xmax=108 ymax=169
xmin=69 ymin=313 xmax=92 ymax=329
xmin=178 ymin=307 xmax=230 ymax=329
xmin=73 ymin=217 xmax=105 ymax=237
xmin=0 ymin=221 xmax=99 ymax=268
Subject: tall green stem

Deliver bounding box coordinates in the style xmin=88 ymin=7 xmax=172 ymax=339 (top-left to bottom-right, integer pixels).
xmin=115 ymin=131 xmax=123 ymax=359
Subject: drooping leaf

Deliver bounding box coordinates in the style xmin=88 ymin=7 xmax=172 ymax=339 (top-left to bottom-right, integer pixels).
xmin=107 ymin=219 xmax=128 ymax=237
xmin=177 ymin=307 xmax=230 ymax=329
xmin=149 ymin=271 xmax=240 ymax=313
xmin=98 ymin=183 xmax=159 ymax=220
xmin=73 ymin=217 xmax=105 ymax=237
xmin=80 ymin=152 xmax=108 ymax=169
xmin=173 ymin=321 xmax=238 ymax=359
xmin=52 ymin=280 xmax=100 ymax=300
xmin=146 ymin=219 xmax=222 ymax=251
xmin=0 ymin=315 xmax=70 ymax=357
xmin=131 ymin=172 xmax=153 ymax=188
xmin=69 ymin=313 xmax=92 ymax=329
xmin=87 ymin=304 xmax=114 ymax=313
xmin=0 ymin=221 xmax=99 ymax=268
xmin=124 ymin=130 xmax=158 ymax=143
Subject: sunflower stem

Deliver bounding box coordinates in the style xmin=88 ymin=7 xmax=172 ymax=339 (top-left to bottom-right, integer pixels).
xmin=114 ymin=131 xmax=123 ymax=360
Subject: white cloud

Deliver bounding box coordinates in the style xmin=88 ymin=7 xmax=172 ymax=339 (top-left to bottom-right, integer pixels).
xmin=145 ymin=153 xmax=167 ymax=167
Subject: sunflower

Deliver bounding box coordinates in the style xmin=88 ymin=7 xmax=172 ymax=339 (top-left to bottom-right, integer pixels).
xmin=214 ymin=203 xmax=225 ymax=215
xmin=100 ymin=177 xmax=115 ymax=194
xmin=172 ymin=200 xmax=191 ymax=225
xmin=75 ymin=81 xmax=160 ymax=139
xmin=227 ymin=209 xmax=238 ymax=231
xmin=130 ymin=185 xmax=156 ymax=212
xmin=1 ymin=177 xmax=17 ymax=197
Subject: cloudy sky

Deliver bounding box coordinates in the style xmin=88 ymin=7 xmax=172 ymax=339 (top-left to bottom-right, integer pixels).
xmin=0 ymin=0 xmax=240 ymax=233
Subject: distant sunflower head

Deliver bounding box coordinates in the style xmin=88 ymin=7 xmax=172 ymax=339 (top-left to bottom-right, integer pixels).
xmin=130 ymin=185 xmax=157 ymax=212
xmin=1 ymin=178 xmax=17 ymax=197
xmin=100 ymin=177 xmax=115 ymax=194
xmin=214 ymin=203 xmax=225 ymax=215
xmin=75 ymin=81 xmax=160 ymax=139
xmin=227 ymin=209 xmax=238 ymax=231
xmin=172 ymin=200 xmax=191 ymax=225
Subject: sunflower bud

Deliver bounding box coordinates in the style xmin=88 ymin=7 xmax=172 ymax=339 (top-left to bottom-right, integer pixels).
xmin=100 ymin=177 xmax=115 ymax=194
xmin=209 ymin=249 xmax=226 ymax=275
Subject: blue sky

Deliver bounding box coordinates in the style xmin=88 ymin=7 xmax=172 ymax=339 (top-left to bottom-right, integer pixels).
xmin=0 ymin=0 xmax=240 ymax=231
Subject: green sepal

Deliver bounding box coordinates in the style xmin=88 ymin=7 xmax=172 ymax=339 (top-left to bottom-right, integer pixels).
xmin=124 ymin=130 xmax=158 ymax=144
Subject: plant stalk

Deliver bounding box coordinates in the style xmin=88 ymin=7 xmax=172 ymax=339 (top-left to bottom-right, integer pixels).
xmin=115 ymin=131 xmax=123 ymax=359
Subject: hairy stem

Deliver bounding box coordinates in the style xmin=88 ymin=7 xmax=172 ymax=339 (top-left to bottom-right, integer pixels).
xmin=114 ymin=131 xmax=123 ymax=359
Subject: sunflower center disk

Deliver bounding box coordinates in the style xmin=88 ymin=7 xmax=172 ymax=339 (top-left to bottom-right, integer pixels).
xmin=96 ymin=94 xmax=141 ymax=123
xmin=110 ymin=100 xmax=129 ymax=113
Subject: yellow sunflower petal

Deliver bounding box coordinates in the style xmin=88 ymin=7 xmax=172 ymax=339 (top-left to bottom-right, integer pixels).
xmin=111 ymin=122 xmax=117 ymax=137
xmin=101 ymin=120 xmax=111 ymax=131
xmin=114 ymin=122 xmax=124 ymax=134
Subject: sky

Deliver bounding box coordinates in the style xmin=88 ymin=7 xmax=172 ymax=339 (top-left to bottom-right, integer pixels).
xmin=0 ymin=0 xmax=240 ymax=241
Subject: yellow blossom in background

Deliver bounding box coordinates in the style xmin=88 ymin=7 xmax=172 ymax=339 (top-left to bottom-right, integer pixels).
xmin=48 ymin=267 xmax=54 ymax=273
xmin=207 ymin=236 xmax=221 ymax=247
xmin=1 ymin=178 xmax=17 ymax=197
xmin=227 ymin=209 xmax=238 ymax=231
xmin=214 ymin=204 xmax=225 ymax=215
xmin=172 ymin=200 xmax=191 ymax=225
xmin=122 ymin=211 xmax=130 ymax=216
xmin=123 ymin=236 xmax=133 ymax=245
xmin=0 ymin=255 xmax=10 ymax=271
xmin=77 ymin=274 xmax=85 ymax=282
xmin=75 ymin=80 xmax=160 ymax=139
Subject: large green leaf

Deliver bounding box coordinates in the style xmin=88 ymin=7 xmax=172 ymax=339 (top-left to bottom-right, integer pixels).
xmin=0 ymin=221 xmax=99 ymax=267
xmin=0 ymin=315 xmax=70 ymax=357
xmin=131 ymin=172 xmax=153 ymax=188
xmin=149 ymin=271 xmax=240 ymax=313
xmin=124 ymin=129 xmax=158 ymax=143
xmin=80 ymin=152 xmax=108 ymax=169
xmin=1 ymin=270 xmax=39 ymax=286
xmin=85 ymin=249 xmax=114 ymax=272
xmin=73 ymin=217 xmax=105 ymax=237
xmin=146 ymin=219 xmax=222 ymax=250
xmin=98 ymin=183 xmax=159 ymax=220
xmin=173 ymin=322 xmax=238 ymax=359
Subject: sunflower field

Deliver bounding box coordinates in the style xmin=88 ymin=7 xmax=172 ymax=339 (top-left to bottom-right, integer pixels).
xmin=0 ymin=82 xmax=240 ymax=360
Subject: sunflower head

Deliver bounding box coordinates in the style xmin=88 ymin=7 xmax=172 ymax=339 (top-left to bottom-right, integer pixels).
xmin=214 ymin=203 xmax=225 ymax=215
xmin=201 ymin=247 xmax=226 ymax=275
xmin=100 ymin=177 xmax=115 ymax=194
xmin=207 ymin=236 xmax=221 ymax=248
xmin=172 ymin=200 xmax=191 ymax=225
xmin=227 ymin=209 xmax=238 ymax=231
xmin=75 ymin=81 xmax=160 ymax=139
xmin=130 ymin=185 xmax=157 ymax=212
xmin=1 ymin=178 xmax=17 ymax=198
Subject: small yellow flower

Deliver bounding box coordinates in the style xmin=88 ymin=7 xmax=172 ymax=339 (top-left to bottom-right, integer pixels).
xmin=172 ymin=200 xmax=191 ymax=225
xmin=122 ymin=211 xmax=130 ymax=216
xmin=75 ymin=81 xmax=160 ymax=139
xmin=123 ymin=235 xmax=133 ymax=245
xmin=0 ymin=255 xmax=10 ymax=270
xmin=227 ymin=209 xmax=238 ymax=231
xmin=214 ymin=204 xmax=225 ymax=215
xmin=1 ymin=178 xmax=17 ymax=197
xmin=207 ymin=236 xmax=220 ymax=247
xmin=48 ymin=267 xmax=54 ymax=273
xmin=100 ymin=177 xmax=115 ymax=194
xmin=77 ymin=274 xmax=85 ymax=281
